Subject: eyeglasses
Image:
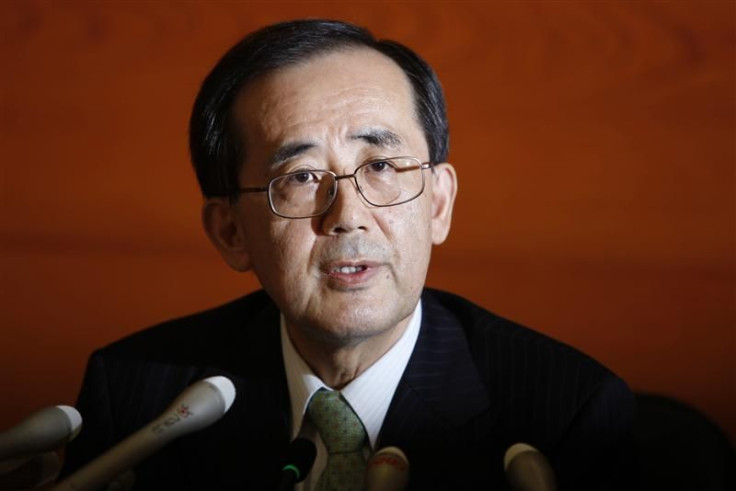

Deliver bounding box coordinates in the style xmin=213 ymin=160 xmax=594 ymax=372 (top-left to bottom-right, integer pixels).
xmin=231 ymin=156 xmax=433 ymax=219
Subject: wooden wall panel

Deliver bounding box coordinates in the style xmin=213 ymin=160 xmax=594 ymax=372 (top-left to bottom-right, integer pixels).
xmin=2 ymin=1 xmax=734 ymax=440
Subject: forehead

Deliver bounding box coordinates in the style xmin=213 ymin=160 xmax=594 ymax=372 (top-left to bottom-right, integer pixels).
xmin=232 ymin=48 xmax=427 ymax=167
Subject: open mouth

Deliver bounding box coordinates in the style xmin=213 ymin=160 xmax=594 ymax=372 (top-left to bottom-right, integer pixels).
xmin=332 ymin=265 xmax=368 ymax=274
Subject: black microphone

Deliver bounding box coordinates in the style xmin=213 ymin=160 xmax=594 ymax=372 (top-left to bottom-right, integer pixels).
xmin=277 ymin=437 xmax=317 ymax=491
xmin=504 ymin=443 xmax=557 ymax=491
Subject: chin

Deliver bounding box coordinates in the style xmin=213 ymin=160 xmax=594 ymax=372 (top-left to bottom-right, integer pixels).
xmin=317 ymin=329 xmax=378 ymax=349
xmin=308 ymin=308 xmax=408 ymax=345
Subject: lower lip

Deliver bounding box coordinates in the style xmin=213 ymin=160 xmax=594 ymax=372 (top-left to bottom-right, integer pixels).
xmin=325 ymin=266 xmax=380 ymax=289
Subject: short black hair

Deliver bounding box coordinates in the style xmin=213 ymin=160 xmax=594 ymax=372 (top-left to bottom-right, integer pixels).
xmin=189 ymin=19 xmax=449 ymax=198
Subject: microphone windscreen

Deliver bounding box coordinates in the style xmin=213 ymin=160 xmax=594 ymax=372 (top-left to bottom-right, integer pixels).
xmin=0 ymin=405 xmax=82 ymax=461
xmin=365 ymin=446 xmax=409 ymax=491
xmin=202 ymin=376 xmax=236 ymax=413
xmin=504 ymin=443 xmax=557 ymax=491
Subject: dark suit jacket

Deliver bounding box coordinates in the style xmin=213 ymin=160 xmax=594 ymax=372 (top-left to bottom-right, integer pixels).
xmin=63 ymin=288 xmax=636 ymax=490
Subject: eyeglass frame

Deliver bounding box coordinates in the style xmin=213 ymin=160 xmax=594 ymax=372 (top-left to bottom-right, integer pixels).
xmin=228 ymin=156 xmax=435 ymax=219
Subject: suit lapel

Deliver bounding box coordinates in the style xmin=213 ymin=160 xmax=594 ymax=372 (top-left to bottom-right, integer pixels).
xmin=376 ymin=290 xmax=502 ymax=488
xmin=227 ymin=291 xmax=291 ymax=444
xmin=379 ymin=289 xmax=493 ymax=447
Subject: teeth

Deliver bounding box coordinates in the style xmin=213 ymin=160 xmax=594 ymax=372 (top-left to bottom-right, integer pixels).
xmin=334 ymin=266 xmax=366 ymax=274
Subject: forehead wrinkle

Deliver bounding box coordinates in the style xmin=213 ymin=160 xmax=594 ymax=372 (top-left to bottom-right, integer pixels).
xmin=256 ymin=88 xmax=378 ymax=149
xmin=235 ymin=48 xmax=428 ymax=175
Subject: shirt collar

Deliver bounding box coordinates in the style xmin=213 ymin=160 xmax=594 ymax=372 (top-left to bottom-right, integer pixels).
xmin=281 ymin=301 xmax=422 ymax=448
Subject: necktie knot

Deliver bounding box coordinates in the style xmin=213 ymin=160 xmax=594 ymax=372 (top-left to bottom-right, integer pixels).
xmin=307 ymin=390 xmax=366 ymax=453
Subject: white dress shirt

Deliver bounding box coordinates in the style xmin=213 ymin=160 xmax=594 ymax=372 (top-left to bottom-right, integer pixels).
xmin=280 ymin=301 xmax=422 ymax=491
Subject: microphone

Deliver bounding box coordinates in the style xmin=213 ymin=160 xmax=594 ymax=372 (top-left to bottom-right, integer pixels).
xmin=104 ymin=469 xmax=136 ymax=491
xmin=0 ymin=452 xmax=61 ymax=489
xmin=364 ymin=446 xmax=409 ymax=491
xmin=504 ymin=443 xmax=557 ymax=491
xmin=0 ymin=405 xmax=82 ymax=463
xmin=55 ymin=376 xmax=236 ymax=491
xmin=276 ymin=437 xmax=317 ymax=491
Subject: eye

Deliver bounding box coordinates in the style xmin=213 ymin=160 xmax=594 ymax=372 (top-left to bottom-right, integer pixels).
xmin=291 ymin=171 xmax=315 ymax=184
xmin=365 ymin=159 xmax=395 ymax=173
xmin=274 ymin=170 xmax=323 ymax=189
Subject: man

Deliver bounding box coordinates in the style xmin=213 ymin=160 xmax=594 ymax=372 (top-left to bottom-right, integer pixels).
xmin=63 ymin=19 xmax=636 ymax=490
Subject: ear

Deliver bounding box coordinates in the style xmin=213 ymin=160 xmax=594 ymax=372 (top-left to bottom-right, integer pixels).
xmin=429 ymin=162 xmax=458 ymax=245
xmin=201 ymin=198 xmax=252 ymax=272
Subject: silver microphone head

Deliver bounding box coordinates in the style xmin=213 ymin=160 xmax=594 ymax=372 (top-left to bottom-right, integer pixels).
xmin=365 ymin=446 xmax=410 ymax=491
xmin=504 ymin=443 xmax=557 ymax=491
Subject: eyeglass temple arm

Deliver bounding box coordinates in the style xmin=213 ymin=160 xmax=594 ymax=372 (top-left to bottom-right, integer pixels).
xmin=394 ymin=162 xmax=434 ymax=173
xmin=234 ymin=185 xmax=269 ymax=194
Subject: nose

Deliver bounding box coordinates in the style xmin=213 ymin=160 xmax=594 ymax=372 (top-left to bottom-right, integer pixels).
xmin=319 ymin=175 xmax=370 ymax=235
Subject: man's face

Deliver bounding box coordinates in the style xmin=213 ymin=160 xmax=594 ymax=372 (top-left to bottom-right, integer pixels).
xmin=210 ymin=48 xmax=456 ymax=346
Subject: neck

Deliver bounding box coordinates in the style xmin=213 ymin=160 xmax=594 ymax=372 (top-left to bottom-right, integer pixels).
xmin=285 ymin=316 xmax=412 ymax=389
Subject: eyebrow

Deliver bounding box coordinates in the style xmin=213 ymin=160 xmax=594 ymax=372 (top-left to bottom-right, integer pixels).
xmin=270 ymin=142 xmax=316 ymax=166
xmin=350 ymin=129 xmax=403 ymax=149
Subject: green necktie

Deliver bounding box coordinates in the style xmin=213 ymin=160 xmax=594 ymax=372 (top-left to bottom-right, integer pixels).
xmin=307 ymin=389 xmax=368 ymax=491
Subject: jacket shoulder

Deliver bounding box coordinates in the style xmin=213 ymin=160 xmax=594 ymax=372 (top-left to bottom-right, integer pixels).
xmin=423 ymin=288 xmax=613 ymax=380
xmin=421 ymin=288 xmax=632 ymax=434
xmin=421 ymin=289 xmax=637 ymax=488
xmin=99 ymin=289 xmax=276 ymax=365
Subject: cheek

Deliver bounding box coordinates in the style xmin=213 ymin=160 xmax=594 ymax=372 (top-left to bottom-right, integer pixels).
xmin=385 ymin=203 xmax=433 ymax=267
xmin=244 ymin=218 xmax=288 ymax=275
xmin=268 ymin=221 xmax=316 ymax=274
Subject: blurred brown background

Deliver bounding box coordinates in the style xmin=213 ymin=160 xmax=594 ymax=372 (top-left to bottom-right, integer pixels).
xmin=1 ymin=1 xmax=734 ymax=440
